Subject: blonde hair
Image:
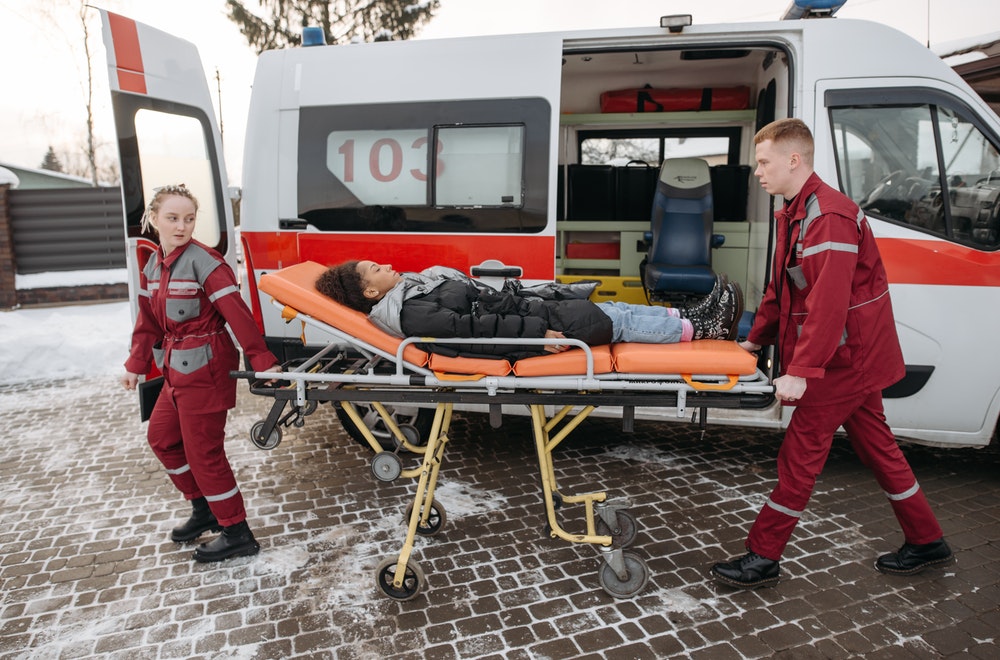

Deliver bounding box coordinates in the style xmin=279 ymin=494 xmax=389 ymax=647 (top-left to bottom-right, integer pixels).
xmin=140 ymin=184 xmax=199 ymax=234
xmin=754 ymin=118 xmax=815 ymax=167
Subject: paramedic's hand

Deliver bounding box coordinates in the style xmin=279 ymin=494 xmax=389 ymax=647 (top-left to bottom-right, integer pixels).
xmin=739 ymin=340 xmax=761 ymax=353
xmin=120 ymin=372 xmax=139 ymax=391
xmin=544 ymin=329 xmax=569 ymax=353
xmin=774 ymin=374 xmax=807 ymax=403
xmin=263 ymin=364 xmax=283 ymax=385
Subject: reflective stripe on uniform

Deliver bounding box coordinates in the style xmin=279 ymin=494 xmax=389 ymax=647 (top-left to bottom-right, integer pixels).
xmin=208 ymin=284 xmax=239 ymax=302
xmin=766 ymin=497 xmax=804 ymax=518
xmin=165 ymin=464 xmax=191 ymax=475
xmin=885 ymin=481 xmax=920 ymax=501
xmin=204 ymin=485 xmax=240 ymax=502
xmin=802 ymin=241 xmax=859 ymax=258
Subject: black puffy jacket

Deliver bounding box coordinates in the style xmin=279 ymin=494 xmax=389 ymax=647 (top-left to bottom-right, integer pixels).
xmin=400 ymin=280 xmax=613 ymax=360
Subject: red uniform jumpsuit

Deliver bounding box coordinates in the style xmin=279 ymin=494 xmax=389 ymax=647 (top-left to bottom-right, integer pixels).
xmin=745 ymin=172 xmax=942 ymax=561
xmin=124 ymin=239 xmax=277 ymax=527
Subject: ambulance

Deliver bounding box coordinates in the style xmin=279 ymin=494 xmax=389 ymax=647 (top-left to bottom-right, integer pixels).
xmin=100 ymin=2 xmax=1000 ymax=449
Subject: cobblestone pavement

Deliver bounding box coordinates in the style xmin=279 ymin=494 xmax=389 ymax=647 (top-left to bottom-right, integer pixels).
xmin=1 ymin=376 xmax=998 ymax=659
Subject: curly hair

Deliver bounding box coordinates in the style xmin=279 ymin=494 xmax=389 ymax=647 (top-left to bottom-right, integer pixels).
xmin=315 ymin=261 xmax=375 ymax=313
xmin=140 ymin=184 xmax=199 ymax=234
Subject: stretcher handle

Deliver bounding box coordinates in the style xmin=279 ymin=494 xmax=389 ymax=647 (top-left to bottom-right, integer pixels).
xmin=681 ymin=374 xmax=739 ymax=391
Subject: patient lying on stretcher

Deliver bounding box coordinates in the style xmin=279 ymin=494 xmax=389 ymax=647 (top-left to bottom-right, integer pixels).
xmin=315 ymin=260 xmax=742 ymax=361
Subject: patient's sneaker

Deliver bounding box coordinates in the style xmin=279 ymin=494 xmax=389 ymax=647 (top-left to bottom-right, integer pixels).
xmin=678 ymin=274 xmax=728 ymax=319
xmin=688 ymin=281 xmax=743 ymax=340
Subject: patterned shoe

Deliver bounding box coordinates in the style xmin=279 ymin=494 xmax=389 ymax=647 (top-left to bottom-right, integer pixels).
xmin=688 ymin=281 xmax=744 ymax=340
xmin=678 ymin=274 xmax=728 ymax=319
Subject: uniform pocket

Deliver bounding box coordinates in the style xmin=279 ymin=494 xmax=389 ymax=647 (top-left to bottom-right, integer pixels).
xmin=786 ymin=264 xmax=807 ymax=290
xmin=169 ymin=344 xmax=213 ymax=375
xmin=166 ymin=297 xmax=201 ymax=322
xmin=152 ymin=342 xmax=165 ymax=370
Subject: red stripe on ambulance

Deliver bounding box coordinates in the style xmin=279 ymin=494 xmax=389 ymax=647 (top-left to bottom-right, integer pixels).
xmin=878 ymin=238 xmax=1000 ymax=287
xmin=107 ymin=12 xmax=146 ymax=94
xmin=242 ymin=232 xmax=555 ymax=280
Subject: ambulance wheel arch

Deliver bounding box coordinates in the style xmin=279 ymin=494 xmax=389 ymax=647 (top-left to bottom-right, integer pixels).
xmin=814 ymin=79 xmax=1000 ymax=448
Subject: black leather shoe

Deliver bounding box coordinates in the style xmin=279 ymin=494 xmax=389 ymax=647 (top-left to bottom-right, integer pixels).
xmin=711 ymin=551 xmax=780 ymax=589
xmin=171 ymin=497 xmax=222 ymax=543
xmin=192 ymin=521 xmax=260 ymax=563
xmin=875 ymin=538 xmax=953 ymax=575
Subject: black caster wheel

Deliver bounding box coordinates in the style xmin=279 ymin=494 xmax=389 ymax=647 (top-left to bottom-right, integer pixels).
xmin=404 ymin=499 xmax=447 ymax=536
xmin=375 ymin=556 xmax=425 ymax=601
xmin=598 ymin=552 xmax=650 ymax=599
xmin=370 ymin=451 xmax=403 ymax=482
xmin=250 ymin=421 xmax=282 ymax=450
xmin=596 ymin=509 xmax=639 ymax=548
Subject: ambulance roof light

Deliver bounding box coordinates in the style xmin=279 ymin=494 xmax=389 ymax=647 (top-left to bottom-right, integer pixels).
xmin=660 ymin=15 xmax=693 ymax=34
xmin=781 ymin=0 xmax=847 ymax=20
xmin=302 ymin=26 xmax=327 ymax=46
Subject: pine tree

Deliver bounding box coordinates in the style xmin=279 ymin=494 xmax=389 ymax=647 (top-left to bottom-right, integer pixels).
xmin=225 ymin=0 xmax=439 ymax=54
xmin=40 ymin=147 xmax=65 ymax=173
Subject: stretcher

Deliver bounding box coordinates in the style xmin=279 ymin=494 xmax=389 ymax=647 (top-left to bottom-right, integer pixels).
xmin=233 ymin=261 xmax=774 ymax=600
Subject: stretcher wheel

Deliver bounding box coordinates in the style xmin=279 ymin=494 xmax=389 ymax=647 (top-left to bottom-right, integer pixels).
xmin=335 ymin=403 xmax=433 ymax=452
xmin=370 ymin=452 xmax=403 ymax=482
xmin=375 ymin=556 xmax=425 ymax=601
xmin=595 ymin=510 xmax=639 ymax=548
xmin=404 ymin=499 xmax=447 ymax=536
xmin=599 ymin=552 xmax=650 ymax=599
xmin=249 ymin=421 xmax=282 ymax=450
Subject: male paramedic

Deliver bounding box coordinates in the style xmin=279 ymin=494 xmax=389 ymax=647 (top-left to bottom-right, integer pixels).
xmin=710 ymin=118 xmax=952 ymax=589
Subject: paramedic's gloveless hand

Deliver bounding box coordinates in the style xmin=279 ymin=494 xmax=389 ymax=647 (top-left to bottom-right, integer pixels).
xmin=739 ymin=340 xmax=761 ymax=353
xmin=121 ymin=372 xmax=139 ymax=391
xmin=774 ymin=374 xmax=807 ymax=403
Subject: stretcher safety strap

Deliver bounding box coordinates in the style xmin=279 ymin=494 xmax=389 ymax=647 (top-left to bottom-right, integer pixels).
xmin=884 ymin=481 xmax=920 ymax=501
xmin=279 ymin=304 xmax=307 ymax=344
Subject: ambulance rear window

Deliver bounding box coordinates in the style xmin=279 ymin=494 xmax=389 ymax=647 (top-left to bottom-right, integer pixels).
xmin=296 ymin=98 xmax=550 ymax=233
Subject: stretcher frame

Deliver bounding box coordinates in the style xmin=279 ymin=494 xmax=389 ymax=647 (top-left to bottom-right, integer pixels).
xmin=234 ymin=262 xmax=774 ymax=600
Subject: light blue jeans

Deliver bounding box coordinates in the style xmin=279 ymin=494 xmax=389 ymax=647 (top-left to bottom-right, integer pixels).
xmin=596 ymin=301 xmax=684 ymax=344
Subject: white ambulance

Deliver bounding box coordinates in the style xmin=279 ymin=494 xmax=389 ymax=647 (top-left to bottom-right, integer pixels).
xmin=100 ymin=3 xmax=1000 ymax=449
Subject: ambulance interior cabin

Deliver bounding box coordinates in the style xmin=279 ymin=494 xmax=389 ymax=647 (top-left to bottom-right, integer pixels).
xmin=555 ymin=44 xmax=789 ymax=305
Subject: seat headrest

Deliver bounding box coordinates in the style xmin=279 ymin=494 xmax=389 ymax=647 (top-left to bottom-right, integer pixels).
xmin=658 ymin=158 xmax=711 ymax=189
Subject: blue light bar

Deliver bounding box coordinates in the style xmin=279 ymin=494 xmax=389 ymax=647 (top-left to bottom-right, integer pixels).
xmin=302 ymin=26 xmax=327 ymax=46
xmin=782 ymin=0 xmax=847 ymax=20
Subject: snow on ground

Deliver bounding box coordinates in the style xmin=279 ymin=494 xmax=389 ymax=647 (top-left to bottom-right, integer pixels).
xmin=0 ymin=300 xmax=131 ymax=386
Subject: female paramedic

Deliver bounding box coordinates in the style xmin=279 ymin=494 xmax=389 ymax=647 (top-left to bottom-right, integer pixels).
xmin=120 ymin=184 xmax=280 ymax=563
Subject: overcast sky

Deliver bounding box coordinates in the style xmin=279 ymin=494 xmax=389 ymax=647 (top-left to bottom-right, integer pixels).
xmin=1 ymin=0 xmax=998 ymax=184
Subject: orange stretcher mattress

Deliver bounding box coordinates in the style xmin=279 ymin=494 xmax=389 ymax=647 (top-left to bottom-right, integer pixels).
xmin=257 ymin=261 xmax=756 ymax=379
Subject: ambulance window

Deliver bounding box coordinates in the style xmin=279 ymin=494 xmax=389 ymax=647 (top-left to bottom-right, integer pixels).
xmin=298 ymin=98 xmax=549 ymax=233
xmin=133 ymin=110 xmax=221 ymax=249
xmin=434 ymin=126 xmax=524 ymax=207
xmin=831 ymin=103 xmax=1000 ymax=250
xmin=578 ymin=128 xmax=742 ymax=166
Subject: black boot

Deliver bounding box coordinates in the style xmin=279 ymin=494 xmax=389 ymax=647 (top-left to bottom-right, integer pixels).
xmin=875 ymin=538 xmax=953 ymax=575
xmin=711 ymin=551 xmax=780 ymax=589
xmin=687 ymin=281 xmax=744 ymax=340
xmin=192 ymin=520 xmax=260 ymax=563
xmin=171 ymin=497 xmax=221 ymax=543
xmin=678 ymin=274 xmax=728 ymax=319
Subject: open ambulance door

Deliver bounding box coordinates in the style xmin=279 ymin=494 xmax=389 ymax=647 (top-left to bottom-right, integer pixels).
xmin=99 ymin=10 xmax=233 ymax=419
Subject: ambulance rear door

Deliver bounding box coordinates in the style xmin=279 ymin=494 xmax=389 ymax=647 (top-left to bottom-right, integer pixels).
xmin=238 ymin=33 xmax=564 ymax=341
xmin=99 ymin=10 xmax=234 ymax=322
